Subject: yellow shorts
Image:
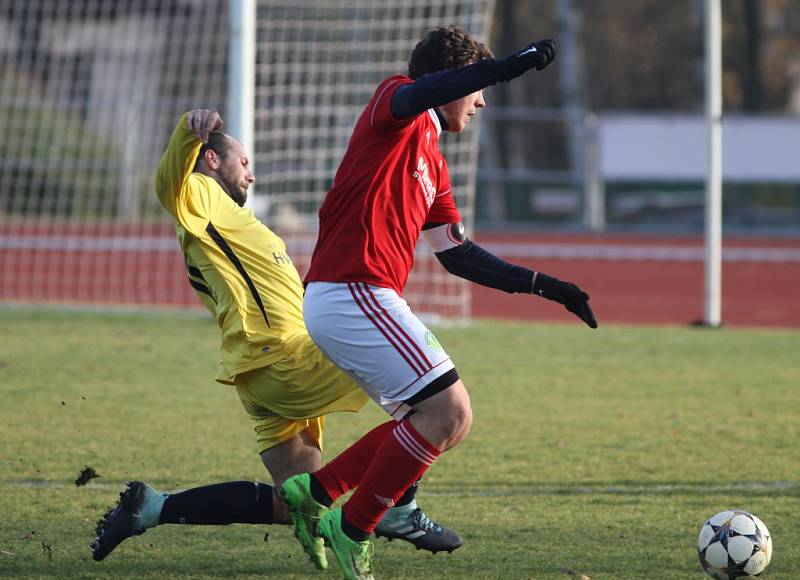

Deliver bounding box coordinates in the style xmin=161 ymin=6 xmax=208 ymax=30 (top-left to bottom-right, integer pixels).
xmin=234 ymin=334 xmax=369 ymax=454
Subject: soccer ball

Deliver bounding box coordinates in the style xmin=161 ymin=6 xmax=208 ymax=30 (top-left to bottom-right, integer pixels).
xmin=698 ymin=510 xmax=773 ymax=579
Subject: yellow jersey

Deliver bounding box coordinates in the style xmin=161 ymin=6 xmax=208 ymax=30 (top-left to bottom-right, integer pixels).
xmin=155 ymin=113 xmax=307 ymax=384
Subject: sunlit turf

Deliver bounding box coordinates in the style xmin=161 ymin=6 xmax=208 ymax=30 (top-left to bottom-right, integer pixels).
xmin=1 ymin=308 xmax=798 ymax=578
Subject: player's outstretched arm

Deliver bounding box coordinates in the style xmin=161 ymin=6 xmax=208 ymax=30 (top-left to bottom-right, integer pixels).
xmin=423 ymin=222 xmax=597 ymax=328
xmin=392 ymin=39 xmax=557 ymax=119
xmin=493 ymin=39 xmax=556 ymax=81
xmin=531 ymin=272 xmax=598 ymax=329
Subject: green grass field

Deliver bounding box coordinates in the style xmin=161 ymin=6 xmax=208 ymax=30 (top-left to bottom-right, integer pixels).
xmin=1 ymin=308 xmax=798 ymax=579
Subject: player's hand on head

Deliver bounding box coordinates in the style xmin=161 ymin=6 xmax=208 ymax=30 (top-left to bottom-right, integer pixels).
xmin=496 ymin=38 xmax=557 ymax=81
xmin=186 ymin=109 xmax=224 ymax=143
xmin=532 ymin=272 xmax=598 ymax=329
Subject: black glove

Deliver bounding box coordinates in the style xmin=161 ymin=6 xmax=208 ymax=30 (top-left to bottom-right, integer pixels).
xmin=495 ymin=39 xmax=557 ymax=82
xmin=532 ymin=272 xmax=598 ymax=329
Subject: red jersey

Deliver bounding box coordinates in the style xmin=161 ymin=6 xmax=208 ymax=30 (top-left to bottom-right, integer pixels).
xmin=305 ymin=75 xmax=462 ymax=295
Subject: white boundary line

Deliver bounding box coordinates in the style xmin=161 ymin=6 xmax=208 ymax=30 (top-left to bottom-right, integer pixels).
xmin=480 ymin=242 xmax=800 ymax=263
xmin=2 ymin=235 xmax=798 ymax=262
xmin=5 ymin=479 xmax=797 ymax=496
xmin=0 ymin=235 xmax=178 ymax=251
xmin=424 ymin=481 xmax=800 ymax=497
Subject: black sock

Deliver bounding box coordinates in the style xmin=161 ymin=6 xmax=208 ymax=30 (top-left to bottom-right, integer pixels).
xmin=341 ymin=512 xmax=371 ymax=542
xmin=158 ymin=481 xmax=273 ymax=525
xmin=395 ymin=479 xmax=420 ymax=507
xmin=309 ymin=474 xmax=333 ymax=507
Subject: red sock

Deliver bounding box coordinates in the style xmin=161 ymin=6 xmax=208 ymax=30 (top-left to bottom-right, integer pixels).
xmin=343 ymin=418 xmax=440 ymax=534
xmin=313 ymin=420 xmax=395 ymax=501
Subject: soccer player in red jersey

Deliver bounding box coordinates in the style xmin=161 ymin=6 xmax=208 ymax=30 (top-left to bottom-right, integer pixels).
xmin=281 ymin=26 xmax=597 ymax=579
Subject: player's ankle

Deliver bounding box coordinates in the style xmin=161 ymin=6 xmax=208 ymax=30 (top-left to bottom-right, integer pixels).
xmin=341 ymin=512 xmax=371 ymax=542
xmin=309 ymin=474 xmax=334 ymax=507
xmin=385 ymin=499 xmax=416 ymax=518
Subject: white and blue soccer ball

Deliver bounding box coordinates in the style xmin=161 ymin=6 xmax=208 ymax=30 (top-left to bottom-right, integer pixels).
xmin=698 ymin=510 xmax=773 ymax=579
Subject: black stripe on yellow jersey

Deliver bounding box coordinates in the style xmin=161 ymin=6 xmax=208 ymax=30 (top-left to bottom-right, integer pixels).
xmin=185 ymin=254 xmax=216 ymax=302
xmin=155 ymin=112 xmax=309 ymax=383
xmin=205 ymin=222 xmax=270 ymax=327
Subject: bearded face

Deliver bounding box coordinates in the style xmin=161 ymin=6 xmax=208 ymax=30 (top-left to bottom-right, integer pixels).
xmin=202 ymin=135 xmax=254 ymax=206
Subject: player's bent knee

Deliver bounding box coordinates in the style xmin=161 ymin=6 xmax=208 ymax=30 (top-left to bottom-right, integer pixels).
xmin=409 ymin=378 xmax=473 ymax=451
xmin=444 ymin=399 xmax=473 ymax=450
xmin=440 ymin=402 xmax=470 ymax=440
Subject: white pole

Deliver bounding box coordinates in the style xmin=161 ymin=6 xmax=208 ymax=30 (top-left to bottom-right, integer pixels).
xmin=704 ymin=0 xmax=723 ymax=326
xmin=228 ymin=0 xmax=256 ymax=208
xmin=583 ymin=113 xmax=605 ymax=232
xmin=556 ymin=0 xmax=589 ymax=229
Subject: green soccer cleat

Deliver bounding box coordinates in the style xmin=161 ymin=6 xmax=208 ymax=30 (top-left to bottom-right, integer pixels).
xmin=318 ymin=508 xmax=375 ymax=580
xmin=90 ymin=481 xmax=167 ymax=561
xmin=279 ymin=473 xmax=328 ymax=570
xmin=375 ymin=500 xmax=463 ymax=554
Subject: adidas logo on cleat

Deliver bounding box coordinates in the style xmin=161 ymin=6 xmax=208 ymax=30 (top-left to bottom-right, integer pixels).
xmin=374 ymin=506 xmax=463 ymax=554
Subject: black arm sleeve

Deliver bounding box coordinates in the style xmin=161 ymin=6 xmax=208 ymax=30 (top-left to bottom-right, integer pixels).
xmin=391 ymin=59 xmax=503 ymax=119
xmin=435 ymin=239 xmax=534 ymax=294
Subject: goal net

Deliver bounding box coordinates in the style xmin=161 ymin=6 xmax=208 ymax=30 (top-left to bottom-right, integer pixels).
xmin=0 ymin=0 xmax=494 ymax=321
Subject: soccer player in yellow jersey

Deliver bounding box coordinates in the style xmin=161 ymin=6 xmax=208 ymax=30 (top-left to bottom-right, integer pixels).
xmin=90 ymin=110 xmax=462 ymax=568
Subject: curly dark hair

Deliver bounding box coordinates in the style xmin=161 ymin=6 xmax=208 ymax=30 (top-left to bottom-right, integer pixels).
xmin=408 ymin=25 xmax=494 ymax=79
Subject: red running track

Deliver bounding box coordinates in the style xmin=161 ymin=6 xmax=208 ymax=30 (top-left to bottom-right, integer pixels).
xmin=1 ymin=224 xmax=798 ymax=328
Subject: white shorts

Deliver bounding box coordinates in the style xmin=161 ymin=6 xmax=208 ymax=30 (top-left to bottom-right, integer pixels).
xmin=303 ymin=282 xmax=456 ymax=419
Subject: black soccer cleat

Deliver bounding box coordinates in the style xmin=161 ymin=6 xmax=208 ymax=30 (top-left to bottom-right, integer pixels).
xmin=374 ymin=505 xmax=463 ymax=554
xmin=90 ymin=481 xmax=166 ymax=561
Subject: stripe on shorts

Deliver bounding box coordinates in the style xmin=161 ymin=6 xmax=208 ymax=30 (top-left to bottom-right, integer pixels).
xmin=347 ymin=283 xmax=422 ymax=374
xmin=347 ymin=283 xmax=431 ymax=376
xmin=394 ymin=421 xmax=438 ymax=465
xmin=358 ymin=283 xmax=432 ymax=370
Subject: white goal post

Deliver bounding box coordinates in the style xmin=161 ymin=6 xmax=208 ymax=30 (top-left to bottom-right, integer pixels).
xmin=0 ymin=0 xmax=495 ymax=321
xmin=251 ymin=1 xmax=495 ymax=322
xmin=704 ymin=0 xmax=722 ymax=327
